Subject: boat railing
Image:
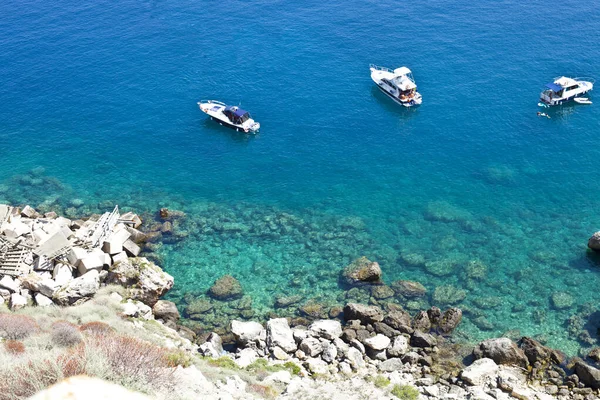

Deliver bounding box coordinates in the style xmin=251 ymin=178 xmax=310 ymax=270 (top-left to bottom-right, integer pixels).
xmin=369 ymin=64 xmax=393 ymax=73
xmin=574 ymin=77 xmax=595 ymax=85
xmin=199 ymin=100 xmax=227 ymax=106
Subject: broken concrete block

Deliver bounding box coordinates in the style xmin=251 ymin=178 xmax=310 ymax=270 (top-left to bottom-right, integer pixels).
xmin=0 ymin=275 xmax=20 ymax=292
xmin=77 ymin=248 xmax=105 ymax=275
xmin=103 ymin=253 xmax=112 ymax=267
xmin=9 ymin=293 xmax=27 ymax=310
xmin=55 ymin=216 xmax=72 ymax=228
xmin=21 ymin=205 xmax=37 ymax=218
xmin=32 ymin=228 xmax=50 ymax=243
xmin=35 ymin=293 xmax=54 ymax=307
xmin=35 ymin=230 xmax=71 ymax=258
xmin=120 ymin=212 xmax=143 ymax=229
xmin=102 ymin=228 xmax=131 ymax=255
xmin=66 ymin=247 xmax=88 ymax=266
xmin=123 ymin=239 xmax=141 ymax=257
xmin=111 ymin=251 xmax=128 ymax=265
xmin=44 ymin=211 xmax=58 ymax=219
xmin=53 ymin=263 xmax=74 ymax=286
xmin=3 ymin=220 xmax=30 ymax=238
xmin=71 ymin=219 xmax=85 ymax=230
xmin=125 ymin=226 xmax=147 ymax=243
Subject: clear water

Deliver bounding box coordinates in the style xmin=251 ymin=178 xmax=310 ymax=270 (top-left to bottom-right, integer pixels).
xmin=2 ymin=0 xmax=600 ymax=354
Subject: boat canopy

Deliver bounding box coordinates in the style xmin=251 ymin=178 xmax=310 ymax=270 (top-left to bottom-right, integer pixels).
xmin=394 ymin=67 xmax=412 ymax=76
xmin=394 ymin=75 xmax=417 ymax=91
xmin=545 ymin=82 xmax=562 ymax=92
xmin=224 ymin=106 xmax=250 ymax=123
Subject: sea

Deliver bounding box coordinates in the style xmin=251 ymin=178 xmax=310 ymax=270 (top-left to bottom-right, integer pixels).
xmin=1 ymin=0 xmax=600 ymax=355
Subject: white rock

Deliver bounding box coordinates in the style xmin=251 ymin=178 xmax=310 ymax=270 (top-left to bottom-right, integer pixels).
xmin=34 ymin=293 xmax=54 ymax=307
xmin=309 ymin=320 xmax=343 ymax=340
xmin=109 ymin=292 xmax=123 ymax=302
xmin=234 ymin=348 xmax=258 ymax=368
xmin=300 ymin=337 xmax=323 ymax=357
xmin=122 ymin=300 xmax=139 ymax=316
xmin=388 ymin=335 xmax=410 ymax=357
xmin=346 ymin=347 xmax=366 ymax=371
xmin=461 ymin=358 xmax=499 ymax=386
xmin=467 ymin=386 xmax=496 ymax=400
xmin=272 ymin=346 xmax=290 ymax=360
xmin=363 ymin=334 xmax=390 ymax=351
xmin=9 ymin=293 xmax=27 ymax=310
xmin=333 ymin=337 xmax=349 ymax=358
xmin=231 ymin=320 xmax=265 ymax=346
xmin=263 ymin=370 xmax=292 ymax=385
xmin=53 ymin=263 xmax=73 ymax=286
xmin=338 ymin=361 xmax=353 ymax=375
xmin=0 ymin=275 xmax=20 ymax=292
xmin=38 ymin=278 xmax=58 ymax=297
xmin=266 ymin=318 xmax=297 ymax=353
xmin=305 ymin=357 xmax=329 ymax=375
xmin=102 ymin=228 xmax=131 ymax=254
xmin=379 ymin=358 xmax=403 ymax=372
xmin=66 ymin=246 xmax=88 ymax=266
xmin=78 ymin=248 xmax=105 ymax=275
xmin=53 ymin=269 xmax=100 ymax=305
xmin=322 ymin=342 xmax=338 ymax=363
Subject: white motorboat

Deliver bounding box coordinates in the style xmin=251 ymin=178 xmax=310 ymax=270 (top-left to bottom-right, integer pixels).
xmin=369 ymin=64 xmax=422 ymax=107
xmin=539 ymin=76 xmax=593 ymax=106
xmin=198 ymin=100 xmax=260 ymax=133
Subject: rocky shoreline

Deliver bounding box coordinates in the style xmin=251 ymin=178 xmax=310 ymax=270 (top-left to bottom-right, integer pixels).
xmin=2 ymin=204 xmax=600 ymax=399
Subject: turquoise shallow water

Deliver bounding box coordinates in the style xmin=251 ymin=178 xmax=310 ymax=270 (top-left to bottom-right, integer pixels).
xmin=2 ymin=0 xmax=600 ymax=354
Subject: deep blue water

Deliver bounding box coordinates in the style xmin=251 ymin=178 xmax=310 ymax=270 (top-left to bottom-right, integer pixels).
xmin=2 ymin=0 xmax=600 ymax=353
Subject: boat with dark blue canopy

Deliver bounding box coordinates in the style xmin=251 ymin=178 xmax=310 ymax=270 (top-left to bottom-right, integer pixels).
xmin=540 ymin=76 xmax=594 ymax=106
xmin=198 ymin=100 xmax=260 ymax=133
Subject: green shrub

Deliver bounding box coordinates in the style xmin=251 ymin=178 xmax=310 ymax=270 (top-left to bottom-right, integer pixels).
xmin=283 ymin=361 xmax=301 ymax=376
xmin=208 ymin=356 xmax=238 ymax=370
xmin=164 ymin=350 xmax=192 ymax=368
xmin=391 ymin=384 xmax=419 ymax=400
xmin=370 ymin=375 xmax=390 ymax=388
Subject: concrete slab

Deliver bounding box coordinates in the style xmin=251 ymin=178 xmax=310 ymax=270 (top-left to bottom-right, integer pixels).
xmin=77 ymin=248 xmax=105 ymax=275
xmin=21 ymin=205 xmax=37 ymax=218
xmin=102 ymin=228 xmax=131 ymax=255
xmin=123 ymin=239 xmax=141 ymax=257
xmin=67 ymin=246 xmax=88 ymax=266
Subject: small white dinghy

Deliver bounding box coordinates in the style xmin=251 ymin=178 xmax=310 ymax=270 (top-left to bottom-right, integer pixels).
xmin=574 ymin=97 xmax=592 ymax=105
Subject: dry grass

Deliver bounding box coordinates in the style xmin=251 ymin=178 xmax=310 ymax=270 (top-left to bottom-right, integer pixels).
xmin=51 ymin=321 xmax=82 ymax=347
xmin=4 ymin=340 xmax=25 ymax=355
xmin=0 ymin=314 xmax=40 ymax=340
xmin=79 ymin=321 xmax=114 ymax=334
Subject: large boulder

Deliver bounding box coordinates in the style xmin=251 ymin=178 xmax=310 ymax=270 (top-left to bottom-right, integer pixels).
xmin=461 ymin=358 xmax=499 ymax=386
xmin=53 ymin=270 xmax=100 ymax=306
xmin=231 ymin=320 xmax=265 ymax=346
xmin=438 ymin=307 xmax=463 ymax=334
xmin=208 ymin=275 xmax=243 ymax=300
xmin=266 ymin=318 xmax=297 ymax=353
xmin=342 ymin=257 xmax=382 ymax=285
xmin=588 ymin=231 xmax=600 ymax=251
xmin=363 ymin=334 xmax=391 ymax=351
xmin=152 ymin=300 xmax=180 ymax=322
xmin=384 ymin=310 xmax=412 ymax=332
xmin=575 ymin=361 xmax=600 ymax=389
xmin=106 ymin=258 xmax=174 ymax=307
xmin=344 ymin=303 xmax=384 ymax=324
xmin=411 ymin=331 xmax=437 ymax=348
xmin=308 ymin=320 xmax=342 ymax=340
xmin=473 ymin=338 xmax=529 ymax=368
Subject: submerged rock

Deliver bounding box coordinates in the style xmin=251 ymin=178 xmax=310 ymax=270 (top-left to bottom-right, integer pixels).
xmin=342 ymin=256 xmax=382 ymax=285
xmin=433 ymin=285 xmax=466 ymax=306
xmin=551 ymin=291 xmax=574 ymax=310
xmin=371 ymin=285 xmax=394 ymax=299
xmin=208 ymin=275 xmax=243 ymax=300
xmin=391 ymin=280 xmax=427 ymax=298
xmin=438 ymin=307 xmax=463 ymax=334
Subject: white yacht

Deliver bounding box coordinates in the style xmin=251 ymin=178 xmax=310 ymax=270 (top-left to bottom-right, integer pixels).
xmin=198 ymin=100 xmax=260 ymax=133
xmin=540 ymin=77 xmax=593 ymax=106
xmin=370 ymin=64 xmax=422 ymax=107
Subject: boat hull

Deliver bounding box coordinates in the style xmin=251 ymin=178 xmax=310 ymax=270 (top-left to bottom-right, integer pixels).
xmin=375 ymin=84 xmax=421 ymax=107
xmin=198 ymin=101 xmax=260 ymax=133
xmin=540 ymin=90 xmax=592 ymax=106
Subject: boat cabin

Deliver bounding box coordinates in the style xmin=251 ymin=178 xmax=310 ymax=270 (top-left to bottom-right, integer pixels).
xmin=223 ymin=106 xmax=250 ymax=125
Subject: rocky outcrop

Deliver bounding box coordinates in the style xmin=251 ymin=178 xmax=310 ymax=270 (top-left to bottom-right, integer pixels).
xmin=575 ymin=361 xmax=600 ymax=389
xmin=438 ymin=307 xmax=462 ymax=334
xmin=588 ymin=231 xmax=600 ymax=251
xmin=391 ymin=280 xmax=427 ymax=298
xmin=341 ymin=257 xmax=381 ymax=285
xmin=231 ymin=320 xmax=265 ymax=347
xmin=208 ymin=275 xmax=243 ymax=300
xmin=53 ymin=270 xmax=100 ymax=306
xmin=107 ymin=257 xmax=173 ymax=307
xmin=473 ymin=338 xmax=529 ymax=368
xmin=266 ymin=318 xmax=296 ymax=353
